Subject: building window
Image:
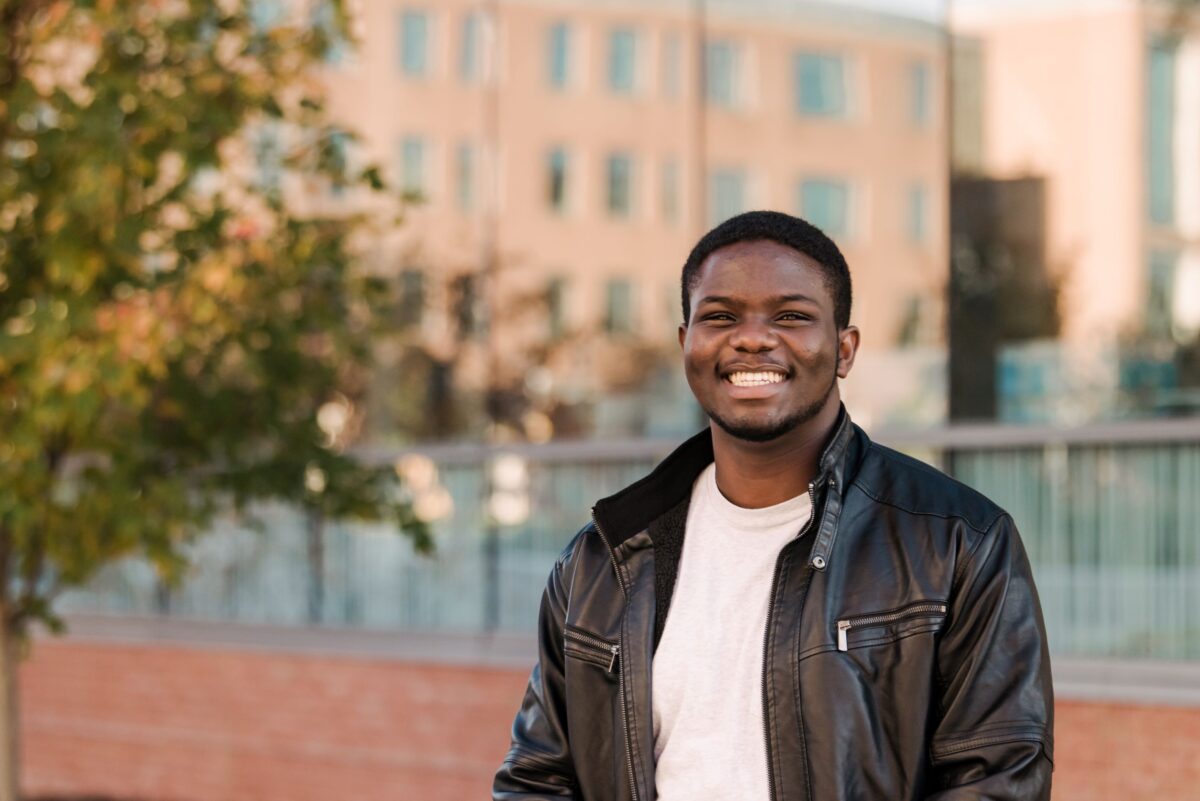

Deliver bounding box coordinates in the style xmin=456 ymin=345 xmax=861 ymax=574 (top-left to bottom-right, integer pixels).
xmin=312 ymin=0 xmax=349 ymax=65
xmin=1146 ymin=250 xmax=1177 ymax=337
xmin=455 ymin=143 xmax=475 ymax=211
xmin=907 ymin=183 xmax=928 ymax=243
xmin=606 ymin=153 xmax=634 ymax=217
xmin=662 ymin=32 xmax=681 ymax=99
xmin=397 ymin=269 xmax=425 ymax=328
xmin=798 ymin=178 xmax=851 ymax=237
xmin=252 ymin=125 xmax=282 ymax=192
xmin=909 ymin=61 xmax=931 ymax=126
xmin=708 ymin=169 xmax=745 ymax=227
xmin=1147 ymin=40 xmax=1176 ymax=226
xmin=459 ymin=12 xmax=482 ymax=82
xmin=661 ymin=159 xmax=680 ymax=223
xmin=399 ymin=136 xmax=426 ymax=198
xmin=547 ymin=22 xmax=571 ymax=88
xmin=452 ymin=274 xmax=483 ymax=338
xmin=704 ymin=40 xmax=739 ymax=108
xmin=605 ymin=278 xmax=635 ymax=334
xmin=399 ymin=10 xmax=430 ymax=77
xmin=794 ymin=52 xmax=847 ymax=117
xmin=608 ymin=28 xmax=638 ymax=94
xmin=328 ymin=129 xmax=350 ymax=197
xmin=547 ymin=147 xmax=569 ymax=212
xmin=547 ymin=277 xmax=567 ymax=339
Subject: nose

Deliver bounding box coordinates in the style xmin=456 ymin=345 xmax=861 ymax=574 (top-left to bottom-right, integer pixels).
xmin=729 ymin=317 xmax=779 ymax=352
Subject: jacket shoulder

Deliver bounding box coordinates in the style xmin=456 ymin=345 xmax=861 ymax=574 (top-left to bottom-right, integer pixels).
xmin=851 ymin=440 xmax=1008 ymax=536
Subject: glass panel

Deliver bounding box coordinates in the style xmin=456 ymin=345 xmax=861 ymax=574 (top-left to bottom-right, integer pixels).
xmin=799 ymin=178 xmax=850 ymax=236
xmin=708 ymin=168 xmax=744 ymax=226
xmin=400 ymin=136 xmax=425 ymax=197
xmin=459 ymin=12 xmax=480 ymax=82
xmin=605 ymin=278 xmax=635 ymax=334
xmin=909 ymin=60 xmax=930 ymax=126
xmin=794 ymin=51 xmax=846 ymax=116
xmin=704 ymin=40 xmax=737 ymax=107
xmin=399 ymin=10 xmax=429 ymax=76
xmin=546 ymin=21 xmax=570 ymax=88
xmin=608 ymin=28 xmax=637 ymax=94
xmin=606 ymin=153 xmax=633 ymax=217
xmin=547 ymin=147 xmax=568 ymax=211
xmin=1146 ymin=39 xmax=1176 ymax=226
xmin=662 ymin=32 xmax=681 ymax=98
xmin=455 ymin=142 xmax=474 ymax=211
xmin=907 ymin=183 xmax=927 ymax=243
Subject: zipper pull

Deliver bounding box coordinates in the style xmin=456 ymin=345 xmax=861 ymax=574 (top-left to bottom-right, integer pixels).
xmin=608 ymin=644 xmax=620 ymax=673
xmin=837 ymin=620 xmax=850 ymax=652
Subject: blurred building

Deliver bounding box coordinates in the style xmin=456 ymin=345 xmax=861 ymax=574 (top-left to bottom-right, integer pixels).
xmin=952 ymin=0 xmax=1200 ymax=422
xmin=319 ymin=0 xmax=950 ymax=438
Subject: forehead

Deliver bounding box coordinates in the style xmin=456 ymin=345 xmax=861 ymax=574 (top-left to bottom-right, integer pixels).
xmin=694 ymin=239 xmax=831 ymax=303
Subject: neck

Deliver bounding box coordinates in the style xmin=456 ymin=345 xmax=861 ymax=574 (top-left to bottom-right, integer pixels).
xmin=709 ymin=396 xmax=841 ymax=509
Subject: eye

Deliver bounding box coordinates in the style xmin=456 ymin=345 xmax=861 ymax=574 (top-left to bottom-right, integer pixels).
xmin=777 ymin=311 xmax=811 ymax=322
xmin=702 ymin=311 xmax=735 ymax=323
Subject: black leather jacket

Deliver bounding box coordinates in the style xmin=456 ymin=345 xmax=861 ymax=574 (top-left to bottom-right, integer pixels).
xmin=494 ymin=412 xmax=1054 ymax=800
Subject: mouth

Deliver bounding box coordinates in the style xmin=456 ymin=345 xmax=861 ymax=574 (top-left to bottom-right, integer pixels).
xmin=722 ymin=368 xmax=789 ymax=389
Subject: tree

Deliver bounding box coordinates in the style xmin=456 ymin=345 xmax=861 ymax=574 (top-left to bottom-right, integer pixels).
xmin=0 ymin=2 xmax=429 ymax=798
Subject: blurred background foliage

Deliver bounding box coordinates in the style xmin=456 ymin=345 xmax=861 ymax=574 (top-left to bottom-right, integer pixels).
xmin=0 ymin=0 xmax=429 ymax=657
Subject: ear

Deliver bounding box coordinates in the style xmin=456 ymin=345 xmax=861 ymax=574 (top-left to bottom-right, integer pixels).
xmin=677 ymin=322 xmax=688 ymax=351
xmin=835 ymin=325 xmax=860 ymax=379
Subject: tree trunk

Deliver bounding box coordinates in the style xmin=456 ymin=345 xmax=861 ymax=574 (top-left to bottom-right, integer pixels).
xmin=0 ymin=609 xmax=20 ymax=801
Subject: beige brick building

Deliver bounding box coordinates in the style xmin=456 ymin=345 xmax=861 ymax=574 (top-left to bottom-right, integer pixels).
xmin=322 ymin=0 xmax=950 ymax=434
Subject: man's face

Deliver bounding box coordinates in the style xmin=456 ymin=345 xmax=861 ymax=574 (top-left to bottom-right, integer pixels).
xmin=679 ymin=239 xmax=859 ymax=443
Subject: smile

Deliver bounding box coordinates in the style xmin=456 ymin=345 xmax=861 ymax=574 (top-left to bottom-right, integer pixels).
xmin=725 ymin=371 xmax=787 ymax=387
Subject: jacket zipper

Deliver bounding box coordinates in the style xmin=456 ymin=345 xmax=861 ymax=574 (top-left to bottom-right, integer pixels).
xmin=591 ymin=509 xmax=639 ymax=801
xmin=760 ymin=478 xmax=819 ymax=801
xmin=836 ymin=602 xmax=948 ymax=651
xmin=564 ymin=628 xmax=621 ymax=673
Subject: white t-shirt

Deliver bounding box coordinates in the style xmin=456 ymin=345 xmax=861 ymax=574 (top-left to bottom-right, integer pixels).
xmin=651 ymin=462 xmax=813 ymax=800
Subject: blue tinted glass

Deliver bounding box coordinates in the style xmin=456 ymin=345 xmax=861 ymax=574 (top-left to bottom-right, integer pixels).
xmin=548 ymin=148 xmax=569 ymax=210
xmin=708 ymin=169 xmax=745 ymax=226
xmin=401 ymin=136 xmax=425 ymax=195
xmin=910 ymin=61 xmax=930 ymax=125
xmin=460 ymin=14 xmax=479 ymax=81
xmin=705 ymin=42 xmax=736 ymax=106
xmin=399 ymin=11 xmax=428 ymax=76
xmin=1147 ymin=41 xmax=1176 ymax=225
xmin=799 ymin=179 xmax=849 ymax=235
xmin=547 ymin=22 xmax=570 ymax=87
xmin=908 ymin=183 xmax=927 ymax=243
xmin=794 ymin=52 xmax=845 ymax=116
xmin=609 ymin=28 xmax=637 ymax=93
xmin=607 ymin=154 xmax=633 ymax=216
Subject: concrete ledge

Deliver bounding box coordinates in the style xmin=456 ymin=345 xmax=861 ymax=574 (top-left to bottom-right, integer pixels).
xmin=46 ymin=613 xmax=1200 ymax=706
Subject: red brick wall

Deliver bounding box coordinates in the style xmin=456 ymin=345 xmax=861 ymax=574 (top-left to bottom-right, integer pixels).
xmin=20 ymin=639 xmax=1200 ymax=800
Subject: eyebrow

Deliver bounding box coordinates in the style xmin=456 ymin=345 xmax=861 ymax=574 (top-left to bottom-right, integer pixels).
xmin=697 ymin=293 xmax=821 ymax=306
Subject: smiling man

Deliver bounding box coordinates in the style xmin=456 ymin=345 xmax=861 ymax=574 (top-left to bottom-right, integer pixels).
xmin=494 ymin=211 xmax=1054 ymax=800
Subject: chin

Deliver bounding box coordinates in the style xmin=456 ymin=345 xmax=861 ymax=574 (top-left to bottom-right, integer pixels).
xmin=709 ymin=413 xmax=799 ymax=443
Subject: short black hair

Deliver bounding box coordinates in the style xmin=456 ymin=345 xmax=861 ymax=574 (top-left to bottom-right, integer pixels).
xmin=680 ymin=210 xmax=852 ymax=329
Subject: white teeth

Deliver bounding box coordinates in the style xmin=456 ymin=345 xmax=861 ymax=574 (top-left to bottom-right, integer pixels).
xmin=727 ymin=371 xmax=786 ymax=387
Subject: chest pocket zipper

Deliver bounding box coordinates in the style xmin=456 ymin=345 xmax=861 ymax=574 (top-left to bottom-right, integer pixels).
xmin=564 ymin=626 xmax=621 ymax=673
xmin=837 ymin=602 xmax=948 ymax=652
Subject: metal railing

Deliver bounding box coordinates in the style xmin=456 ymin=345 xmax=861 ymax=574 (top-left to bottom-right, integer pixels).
xmin=58 ymin=418 xmax=1200 ymax=660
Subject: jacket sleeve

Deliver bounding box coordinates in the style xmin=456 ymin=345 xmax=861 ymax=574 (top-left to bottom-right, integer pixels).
xmin=923 ymin=513 xmax=1054 ymax=800
xmin=492 ymin=538 xmax=579 ymax=799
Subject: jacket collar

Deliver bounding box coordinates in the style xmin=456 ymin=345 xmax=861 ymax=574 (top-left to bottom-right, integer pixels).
xmin=592 ymin=404 xmax=860 ymax=549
